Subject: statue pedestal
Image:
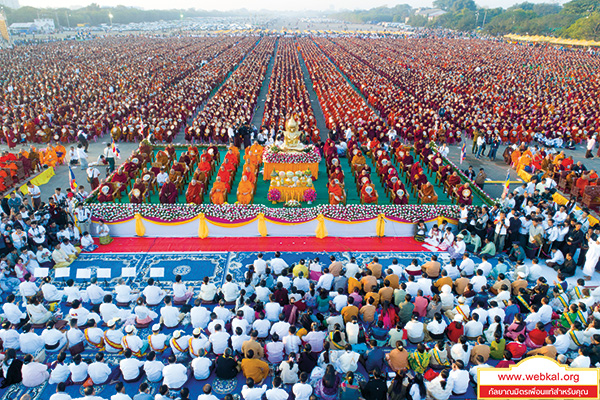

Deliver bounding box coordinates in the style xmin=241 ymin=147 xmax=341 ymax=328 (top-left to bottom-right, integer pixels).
xmin=262 ymin=146 xmax=322 ymax=181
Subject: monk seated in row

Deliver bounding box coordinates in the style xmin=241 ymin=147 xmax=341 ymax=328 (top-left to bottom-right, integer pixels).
xmin=155 ymin=150 xmax=171 ymax=167
xmin=159 ymin=177 xmax=178 ymax=204
xmin=351 ymin=150 xmax=367 ymax=175
xmin=419 ymin=181 xmax=438 ymax=204
xmin=454 ymin=183 xmax=473 ymax=205
xmin=129 ymin=178 xmax=148 ymax=204
xmin=444 ymin=171 xmax=462 ymax=194
xmin=111 ymin=167 xmax=130 ymax=193
xmin=392 ymin=188 xmax=409 ymax=204
xmin=237 ymin=175 xmax=255 ymax=204
xmin=210 ymin=176 xmax=229 ymax=205
xmin=430 ymin=154 xmax=443 ymax=173
xmin=328 ymin=179 xmax=346 ymax=205
xmin=185 ymin=179 xmax=204 ymax=205
xmin=168 ymin=169 xmax=184 ymax=192
xmin=98 ymin=182 xmax=121 ymax=203
xmin=360 ymin=183 xmax=378 ymax=204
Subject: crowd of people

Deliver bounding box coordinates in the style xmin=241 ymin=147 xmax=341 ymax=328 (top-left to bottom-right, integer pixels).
xmin=0 ymin=242 xmax=598 ymax=400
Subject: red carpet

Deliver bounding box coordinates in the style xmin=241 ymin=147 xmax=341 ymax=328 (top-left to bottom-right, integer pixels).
xmin=94 ymin=237 xmax=430 ymax=253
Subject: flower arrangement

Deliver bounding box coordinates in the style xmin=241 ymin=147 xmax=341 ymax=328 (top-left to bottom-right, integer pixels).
xmin=267 ymin=188 xmax=281 ymax=203
xmin=284 ymin=200 xmax=301 ymax=208
xmin=88 ymin=203 xmax=461 ymax=224
xmin=263 ymin=146 xmax=321 ymax=164
xmin=303 ymin=189 xmax=317 ymax=203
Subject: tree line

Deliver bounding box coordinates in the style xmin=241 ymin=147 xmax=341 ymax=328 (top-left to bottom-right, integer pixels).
xmin=331 ymin=0 xmax=600 ymax=42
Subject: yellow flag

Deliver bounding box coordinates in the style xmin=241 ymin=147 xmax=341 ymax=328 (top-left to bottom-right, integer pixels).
xmin=257 ymin=213 xmax=268 ymax=237
xmin=198 ymin=213 xmax=209 ymax=239
xmin=134 ymin=213 xmax=145 ymax=237
xmin=315 ymin=214 xmax=328 ymax=239
xmin=376 ymin=214 xmax=385 ymax=237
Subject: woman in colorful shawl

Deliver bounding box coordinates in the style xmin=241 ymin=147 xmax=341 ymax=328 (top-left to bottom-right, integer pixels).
xmin=408 ymin=343 xmax=431 ymax=374
xmin=339 ymin=371 xmax=361 ymax=400
xmin=559 ymin=304 xmax=581 ymax=329
xmin=315 ymin=364 xmax=340 ymax=400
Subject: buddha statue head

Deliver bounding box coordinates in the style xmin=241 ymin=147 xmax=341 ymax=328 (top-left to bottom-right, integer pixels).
xmin=286 ymin=117 xmax=298 ymax=133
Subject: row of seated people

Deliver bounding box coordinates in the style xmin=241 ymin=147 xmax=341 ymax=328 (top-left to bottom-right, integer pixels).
xmin=348 ymin=145 xmax=379 ymax=204
xmin=209 ymin=147 xmax=242 ymax=205
xmin=323 ymin=140 xmax=347 ymax=205
xmin=235 ymin=142 xmax=265 ymax=204
xmin=0 ymin=149 xmax=37 ymax=194
xmin=369 ymin=144 xmax=410 ymax=205
xmin=391 ymin=145 xmax=438 ymax=205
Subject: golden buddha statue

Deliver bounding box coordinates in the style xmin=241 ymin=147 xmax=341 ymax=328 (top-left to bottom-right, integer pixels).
xmin=282 ymin=116 xmax=305 ymax=152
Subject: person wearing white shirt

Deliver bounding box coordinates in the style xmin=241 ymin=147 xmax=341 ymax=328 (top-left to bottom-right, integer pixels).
xmin=405 ymin=315 xmax=425 ymax=344
xmin=143 ymin=351 xmax=164 ymax=382
xmin=142 ymin=279 xmax=165 ymax=306
xmin=539 ymin=299 xmax=553 ymax=324
xmin=115 ymin=279 xmax=137 ymax=304
xmin=162 ymin=355 xmax=189 ymax=389
xmin=279 ymin=327 xmax=301 ymax=354
xmin=254 ymin=253 xmax=267 ymax=275
xmin=417 ymin=276 xmax=433 ymax=297
xmin=232 ymin=328 xmax=251 ymax=354
xmin=276 ymin=275 xmax=291 ymax=290
xmin=335 ymin=345 xmax=360 ymax=373
xmin=332 ymin=289 xmax=348 ymax=312
xmin=213 ymin=302 xmax=233 ymax=323
xmin=270 ymin=315 xmax=291 ymax=340
xmin=253 ymin=316 xmax=271 ymax=339
xmin=19 ymin=279 xmax=38 ymax=301
xmin=292 ymin=373 xmax=313 ymax=400
xmin=41 ymin=322 xmax=67 ymax=353
xmin=528 ymin=261 xmax=543 ymax=282
xmin=199 ymin=277 xmax=218 ymax=302
xmin=49 ymin=356 xmax=71 ymax=385
xmin=293 ymin=274 xmax=310 ymax=293
xmin=191 ymin=355 xmax=212 ymax=380
xmin=69 ymin=354 xmax=88 ymax=384
xmin=241 ymin=379 xmax=268 ymax=400
xmin=41 ymin=278 xmax=64 ymax=303
xmin=110 ymin=382 xmax=132 ymax=400
xmin=88 ymin=352 xmax=119 ymax=385
xmin=21 ymin=354 xmax=49 ymax=387
xmin=547 ymin=248 xmax=564 ymax=268
xmin=221 ymin=275 xmax=239 ymax=302
xmin=487 ymin=303 xmax=505 ymax=325
xmin=470 ymin=270 xmax=488 ymax=292
xmin=207 ymin=314 xmax=226 ymax=335
xmin=464 ymin=314 xmax=484 ymax=340
xmin=160 ymin=297 xmax=184 ymax=328
xmin=209 ymin=324 xmax=230 ymax=355
xmin=525 ymin=308 xmax=542 ymax=332
xmin=450 ymin=340 xmax=472 ymax=366
xmin=315 ymin=268 xmax=334 ymax=291
xmin=270 ymin=253 xmax=289 ymax=275
xmin=265 ymin=299 xmax=282 ymax=322
xmin=266 ymin=377 xmax=289 ymax=400
xmin=448 ymin=360 xmax=470 ymax=394
xmin=232 ymin=312 xmax=250 ymax=335
xmin=344 ymin=258 xmax=360 ymax=278
xmin=85 ymin=278 xmax=107 ymax=306
xmin=459 ymin=255 xmax=475 ymax=276
xmin=120 ymin=349 xmax=144 ymax=381
xmin=156 ymin=170 xmax=168 ymax=187
xmin=190 ymin=299 xmax=211 ymax=329
xmin=2 ymin=294 xmax=26 ymax=325
xmin=570 ymin=348 xmax=591 ymax=368
xmin=443 ymin=261 xmax=460 ymax=280
xmin=197 ymin=384 xmax=219 ymax=400
xmin=19 ymin=326 xmax=45 ymax=356
xmin=172 ymin=275 xmax=193 ymax=302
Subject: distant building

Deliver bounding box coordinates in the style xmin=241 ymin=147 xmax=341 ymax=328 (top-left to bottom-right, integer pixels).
xmin=9 ymin=18 xmax=55 ymax=34
xmin=0 ymin=0 xmax=19 ymax=9
xmin=415 ymin=8 xmax=447 ymax=21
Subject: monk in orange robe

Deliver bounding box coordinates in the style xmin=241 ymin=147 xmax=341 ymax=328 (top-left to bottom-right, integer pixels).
xmin=156 ymin=150 xmax=169 ymax=166
xmin=185 ymin=179 xmax=204 ymax=204
xmin=420 ymin=182 xmax=438 ymax=204
xmin=242 ymin=165 xmax=257 ymax=184
xmin=361 ymin=184 xmax=378 ymax=204
xmin=351 ymin=151 xmax=367 ymax=173
xmin=237 ymin=175 xmax=254 ymax=204
xmin=510 ymin=148 xmax=521 ymax=167
xmin=44 ymin=145 xmax=58 ymax=167
xmin=210 ymin=176 xmax=228 ymax=204
xmin=328 ymin=179 xmax=345 ymax=205
xmin=55 ymin=143 xmax=67 ymax=165
xmin=575 ymin=174 xmax=589 ymax=196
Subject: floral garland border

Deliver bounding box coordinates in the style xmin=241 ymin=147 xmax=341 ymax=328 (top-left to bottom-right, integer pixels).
xmin=88 ymin=203 xmax=461 ymax=224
